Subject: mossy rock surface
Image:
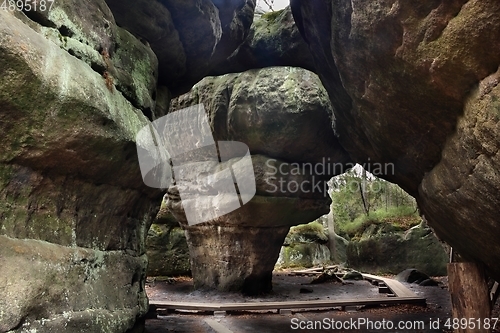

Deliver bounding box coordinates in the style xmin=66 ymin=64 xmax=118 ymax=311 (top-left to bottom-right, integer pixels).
xmin=210 ymin=6 xmax=315 ymax=75
xmin=277 ymin=221 xmax=348 ymax=268
xmin=146 ymin=224 xmax=191 ymax=277
xmin=292 ymin=0 xmax=500 ymax=281
xmin=347 ymin=224 xmax=448 ymax=276
xmin=0 ymin=7 xmax=160 ymax=332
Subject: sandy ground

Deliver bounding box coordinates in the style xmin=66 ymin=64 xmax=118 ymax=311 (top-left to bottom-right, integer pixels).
xmin=145 ymin=272 xmax=499 ymax=333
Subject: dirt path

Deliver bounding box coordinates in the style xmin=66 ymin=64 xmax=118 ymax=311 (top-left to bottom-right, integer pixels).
xmin=145 ymin=272 xmax=499 ymax=333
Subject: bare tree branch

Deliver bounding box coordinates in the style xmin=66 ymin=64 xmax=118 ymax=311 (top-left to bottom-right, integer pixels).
xmin=261 ymin=0 xmax=275 ymax=11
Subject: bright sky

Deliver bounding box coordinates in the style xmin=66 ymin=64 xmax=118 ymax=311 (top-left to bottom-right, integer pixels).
xmin=256 ymin=0 xmax=290 ymax=12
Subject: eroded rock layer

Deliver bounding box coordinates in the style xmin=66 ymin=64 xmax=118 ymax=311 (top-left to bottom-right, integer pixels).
xmin=1 ymin=0 xmax=265 ymax=329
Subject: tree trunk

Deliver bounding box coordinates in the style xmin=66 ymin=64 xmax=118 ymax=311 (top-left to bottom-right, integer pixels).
xmin=448 ymin=262 xmax=491 ymax=333
xmin=327 ymin=212 xmax=336 ymax=262
xmin=358 ymin=171 xmax=369 ymax=216
xmin=385 ymin=181 xmax=388 ymax=211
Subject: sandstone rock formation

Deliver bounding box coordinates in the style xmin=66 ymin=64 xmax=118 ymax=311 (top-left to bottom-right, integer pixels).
xmin=291 ymin=0 xmax=500 ymax=280
xmin=146 ymin=202 xmax=190 ymax=277
xmin=165 ymin=67 xmax=350 ymax=294
xmin=276 ymin=220 xmax=348 ymax=269
xmin=210 ymin=6 xmax=315 ymax=76
xmin=105 ymin=0 xmax=256 ymax=96
xmin=0 ymin=0 xmax=264 ymax=330
xmin=346 ymin=222 xmax=449 ymax=276
xmin=0 ymin=5 xmax=159 ymax=333
xmin=4 ymin=0 xmax=500 ymax=330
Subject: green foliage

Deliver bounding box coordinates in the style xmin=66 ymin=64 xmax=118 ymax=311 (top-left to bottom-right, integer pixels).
xmin=261 ymin=9 xmax=284 ymax=22
xmin=330 ymin=167 xmax=420 ymax=238
xmin=286 ymin=221 xmax=328 ymax=244
xmin=341 ymin=206 xmax=420 ymax=239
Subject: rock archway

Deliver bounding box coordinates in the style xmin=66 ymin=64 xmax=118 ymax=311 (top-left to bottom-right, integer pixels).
xmin=290 ymin=0 xmax=500 ymax=282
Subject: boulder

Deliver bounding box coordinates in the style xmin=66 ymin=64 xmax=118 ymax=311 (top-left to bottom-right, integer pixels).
xmin=396 ymin=269 xmax=431 ymax=284
xmin=171 ymin=66 xmax=348 ymax=164
xmin=346 ymin=223 xmax=448 ymax=276
xmin=278 ymin=221 xmax=330 ymax=269
xmin=0 ymin=6 xmax=160 ymax=332
xmin=343 ymin=271 xmax=363 ymax=281
xmin=284 ymin=221 xmax=328 ymax=245
xmin=277 ymin=221 xmax=348 ymax=269
xmin=210 ymin=6 xmax=315 ymax=75
xmin=290 ymin=0 xmax=500 ymax=279
xmin=419 ymin=279 xmax=439 ymax=287
xmin=277 ymin=243 xmax=331 ymax=269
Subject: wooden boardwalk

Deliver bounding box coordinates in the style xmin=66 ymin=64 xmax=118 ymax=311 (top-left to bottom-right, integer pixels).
xmin=150 ymin=273 xmax=425 ymax=314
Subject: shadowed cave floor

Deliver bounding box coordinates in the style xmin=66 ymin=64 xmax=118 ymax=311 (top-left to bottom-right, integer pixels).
xmin=143 ymin=272 xmax=500 ymax=333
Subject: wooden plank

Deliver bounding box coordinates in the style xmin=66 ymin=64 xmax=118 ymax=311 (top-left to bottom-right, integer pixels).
xmin=291 ymin=265 xmax=339 ymax=274
xmin=150 ymin=273 xmax=425 ymax=314
xmin=151 ymin=296 xmax=425 ymax=312
xmin=384 ymin=280 xmax=418 ymax=298
xmin=288 ymin=272 xmax=322 ymax=276
xmin=292 ymin=267 xmax=324 ymax=273
xmin=362 ymin=274 xmax=419 ymax=298
xmin=361 ymin=273 xmax=385 ymax=282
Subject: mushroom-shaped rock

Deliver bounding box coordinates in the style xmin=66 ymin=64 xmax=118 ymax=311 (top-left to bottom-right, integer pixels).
xmin=165 ymin=67 xmax=351 ymax=294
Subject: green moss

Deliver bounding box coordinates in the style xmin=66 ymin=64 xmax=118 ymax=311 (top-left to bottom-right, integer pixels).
xmin=489 ymin=95 xmax=500 ymax=121
xmin=261 ymin=9 xmax=285 ymax=22
xmin=289 ymin=221 xmax=325 ymax=237
xmin=58 ymin=33 xmax=68 ymax=48
xmin=340 ymin=206 xmax=421 ymax=238
xmin=0 ymin=165 xmax=14 ymax=188
xmin=149 ymin=223 xmax=163 ymax=235
xmin=285 ymin=221 xmax=328 ymax=246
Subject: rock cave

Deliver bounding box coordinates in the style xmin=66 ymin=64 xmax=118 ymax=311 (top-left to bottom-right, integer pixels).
xmin=1 ymin=0 xmax=500 ymax=332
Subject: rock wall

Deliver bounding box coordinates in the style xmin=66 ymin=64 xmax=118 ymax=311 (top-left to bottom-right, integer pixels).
xmin=5 ymin=0 xmax=500 ymax=329
xmin=105 ymin=0 xmax=256 ymax=96
xmin=291 ymin=0 xmax=500 ymax=280
xmin=210 ymin=6 xmax=315 ymax=76
xmin=146 ymin=203 xmax=190 ymax=277
xmin=0 ymin=6 xmax=158 ymax=332
xmin=1 ymin=0 xmax=258 ymax=330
